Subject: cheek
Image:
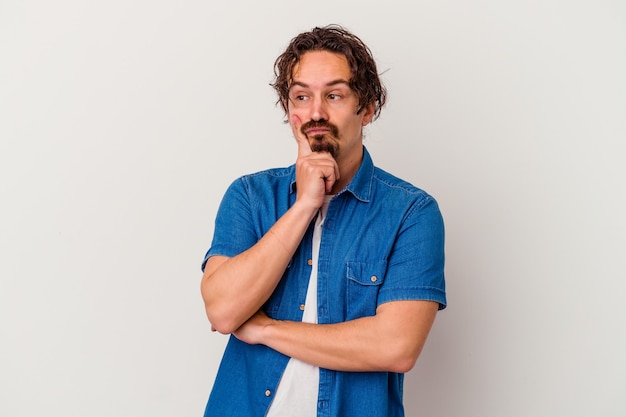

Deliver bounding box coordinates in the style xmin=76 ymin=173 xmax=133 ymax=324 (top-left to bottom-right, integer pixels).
xmin=288 ymin=107 xmax=306 ymax=119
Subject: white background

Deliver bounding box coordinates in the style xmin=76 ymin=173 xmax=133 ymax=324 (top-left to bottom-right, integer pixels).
xmin=1 ymin=1 xmax=625 ymax=416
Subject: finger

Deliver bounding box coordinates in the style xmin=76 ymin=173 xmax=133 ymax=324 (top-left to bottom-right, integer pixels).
xmin=292 ymin=114 xmax=312 ymax=157
xmin=325 ymin=175 xmax=335 ymax=194
xmin=324 ymin=161 xmax=340 ymax=193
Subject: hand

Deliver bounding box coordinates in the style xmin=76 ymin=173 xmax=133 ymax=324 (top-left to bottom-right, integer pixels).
xmin=292 ymin=115 xmax=340 ymax=209
xmin=233 ymin=309 xmax=273 ymax=345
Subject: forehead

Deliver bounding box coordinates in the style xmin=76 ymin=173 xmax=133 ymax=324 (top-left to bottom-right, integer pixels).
xmin=291 ymin=50 xmax=352 ymax=88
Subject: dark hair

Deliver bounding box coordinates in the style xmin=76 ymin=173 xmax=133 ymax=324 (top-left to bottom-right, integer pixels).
xmin=271 ymin=25 xmax=387 ymax=120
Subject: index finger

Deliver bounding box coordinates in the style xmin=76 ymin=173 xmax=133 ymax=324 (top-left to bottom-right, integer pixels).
xmin=291 ymin=114 xmax=312 ymax=157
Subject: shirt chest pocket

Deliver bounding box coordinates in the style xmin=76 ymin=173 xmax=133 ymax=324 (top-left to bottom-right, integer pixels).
xmin=346 ymin=260 xmax=387 ymax=320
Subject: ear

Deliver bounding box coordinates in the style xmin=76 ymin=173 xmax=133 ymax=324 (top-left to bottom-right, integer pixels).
xmin=361 ymin=102 xmax=376 ymax=126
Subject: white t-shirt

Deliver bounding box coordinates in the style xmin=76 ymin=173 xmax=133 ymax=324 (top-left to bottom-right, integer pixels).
xmin=266 ymin=196 xmax=332 ymax=417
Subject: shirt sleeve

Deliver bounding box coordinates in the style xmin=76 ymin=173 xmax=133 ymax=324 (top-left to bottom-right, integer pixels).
xmin=377 ymin=195 xmax=447 ymax=310
xmin=201 ymin=177 xmax=259 ymax=271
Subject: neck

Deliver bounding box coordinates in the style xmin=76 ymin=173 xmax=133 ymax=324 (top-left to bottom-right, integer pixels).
xmin=329 ymin=146 xmax=363 ymax=194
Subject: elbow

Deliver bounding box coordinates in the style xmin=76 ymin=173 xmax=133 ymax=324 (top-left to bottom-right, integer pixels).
xmin=202 ymin=299 xmax=237 ymax=335
xmin=388 ymin=353 xmax=418 ymax=374
xmin=204 ymin=303 xmax=243 ymax=335
xmin=204 ymin=297 xmax=245 ymax=334
xmin=382 ymin=342 xmax=423 ymax=373
xmin=201 ymin=275 xmax=240 ymax=334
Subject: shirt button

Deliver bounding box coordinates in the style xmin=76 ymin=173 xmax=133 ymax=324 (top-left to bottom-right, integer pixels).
xmin=299 ymin=304 xmax=305 ymax=311
xmin=265 ymin=390 xmax=271 ymax=397
xmin=371 ymin=275 xmax=378 ymax=282
xmin=307 ymin=259 xmax=313 ymax=266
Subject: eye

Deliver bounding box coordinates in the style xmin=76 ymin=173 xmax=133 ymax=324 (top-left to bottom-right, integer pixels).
xmin=290 ymin=92 xmax=309 ymax=102
xmin=328 ymin=93 xmax=341 ymax=100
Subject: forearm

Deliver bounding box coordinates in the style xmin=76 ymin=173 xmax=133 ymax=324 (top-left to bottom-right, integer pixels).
xmin=265 ymin=317 xmax=400 ymax=372
xmin=239 ymin=301 xmax=439 ymax=373
xmin=201 ymin=200 xmax=317 ymax=334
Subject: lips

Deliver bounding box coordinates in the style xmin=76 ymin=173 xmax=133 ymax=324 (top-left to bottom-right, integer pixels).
xmin=300 ymin=120 xmax=338 ymax=138
xmin=305 ymin=127 xmax=330 ymax=136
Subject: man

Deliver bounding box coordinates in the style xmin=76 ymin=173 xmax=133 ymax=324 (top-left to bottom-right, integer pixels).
xmin=200 ymin=25 xmax=446 ymax=417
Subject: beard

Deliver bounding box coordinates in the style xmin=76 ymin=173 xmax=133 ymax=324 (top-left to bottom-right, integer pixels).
xmin=310 ymin=135 xmax=338 ymax=157
xmin=300 ymin=120 xmax=340 ymax=158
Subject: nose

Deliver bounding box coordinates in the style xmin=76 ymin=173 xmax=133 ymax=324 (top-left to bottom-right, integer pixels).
xmin=310 ymin=95 xmax=329 ymax=122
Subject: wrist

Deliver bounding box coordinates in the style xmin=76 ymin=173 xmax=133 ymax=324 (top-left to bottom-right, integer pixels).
xmin=290 ymin=199 xmax=320 ymax=222
xmin=258 ymin=316 xmax=279 ymax=346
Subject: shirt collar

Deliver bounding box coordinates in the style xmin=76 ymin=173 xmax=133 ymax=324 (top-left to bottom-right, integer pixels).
xmin=343 ymin=146 xmax=373 ymax=202
xmin=289 ymin=146 xmax=374 ymax=203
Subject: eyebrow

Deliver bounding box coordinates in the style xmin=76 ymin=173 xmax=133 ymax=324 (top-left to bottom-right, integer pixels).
xmin=290 ymin=79 xmax=350 ymax=90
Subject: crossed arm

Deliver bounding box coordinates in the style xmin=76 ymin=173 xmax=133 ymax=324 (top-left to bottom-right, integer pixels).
xmin=234 ymin=299 xmax=438 ymax=373
xmin=203 ymin=250 xmax=438 ymax=374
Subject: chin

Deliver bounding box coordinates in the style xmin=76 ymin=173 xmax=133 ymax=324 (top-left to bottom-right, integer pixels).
xmin=310 ymin=138 xmax=338 ymax=157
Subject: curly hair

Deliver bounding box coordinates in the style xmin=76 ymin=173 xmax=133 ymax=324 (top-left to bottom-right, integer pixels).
xmin=271 ymin=25 xmax=387 ymax=120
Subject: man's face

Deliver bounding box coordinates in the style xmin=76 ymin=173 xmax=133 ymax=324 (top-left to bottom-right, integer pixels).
xmin=287 ymin=50 xmax=374 ymax=161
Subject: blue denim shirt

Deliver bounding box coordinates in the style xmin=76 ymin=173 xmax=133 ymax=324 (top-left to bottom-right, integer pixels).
xmin=202 ymin=147 xmax=446 ymax=417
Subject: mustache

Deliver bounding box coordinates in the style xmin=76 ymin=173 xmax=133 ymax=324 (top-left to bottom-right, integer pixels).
xmin=300 ymin=120 xmax=339 ymax=138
